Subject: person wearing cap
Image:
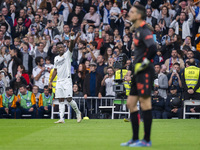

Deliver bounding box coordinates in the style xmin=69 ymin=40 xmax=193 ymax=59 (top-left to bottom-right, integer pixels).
xmin=151 ymin=87 xmax=165 ymax=119
xmin=83 ymin=62 xmax=103 ymax=118
xmin=181 ymin=58 xmax=200 ymax=100
xmin=162 ymin=85 xmax=182 ymax=119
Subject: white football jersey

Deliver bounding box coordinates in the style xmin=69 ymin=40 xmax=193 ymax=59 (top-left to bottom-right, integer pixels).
xmin=54 ymin=50 xmax=72 ymax=81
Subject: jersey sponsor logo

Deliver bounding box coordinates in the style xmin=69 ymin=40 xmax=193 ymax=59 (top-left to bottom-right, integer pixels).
xmin=56 ymin=58 xmax=65 ymax=66
xmin=145 ymin=35 xmax=153 ymax=40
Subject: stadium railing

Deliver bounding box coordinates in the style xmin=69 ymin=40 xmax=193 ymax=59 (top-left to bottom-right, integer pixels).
xmin=183 ymin=100 xmax=200 ymax=119
xmin=51 ymin=97 xmax=132 ymax=119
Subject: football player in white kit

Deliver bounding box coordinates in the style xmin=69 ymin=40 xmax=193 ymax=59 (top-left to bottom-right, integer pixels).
xmin=49 ymin=32 xmax=81 ymax=123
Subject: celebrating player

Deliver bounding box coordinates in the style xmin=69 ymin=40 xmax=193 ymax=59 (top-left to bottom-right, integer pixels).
xmin=121 ymin=5 xmax=157 ymax=147
xmin=49 ymin=30 xmax=81 ymax=123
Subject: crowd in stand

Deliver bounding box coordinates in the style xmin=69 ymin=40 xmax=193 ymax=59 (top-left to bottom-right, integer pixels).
xmin=0 ymin=0 xmax=200 ymax=119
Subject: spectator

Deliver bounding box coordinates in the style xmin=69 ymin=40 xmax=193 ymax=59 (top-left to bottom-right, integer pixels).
xmin=32 ymin=85 xmax=40 ymax=104
xmin=157 ymin=6 xmax=171 ymax=28
xmin=67 ymin=4 xmax=85 ymax=26
xmin=32 ymin=56 xmax=45 ymax=93
xmin=42 ymin=20 xmax=60 ymax=41
xmin=17 ymin=65 xmax=30 ymax=85
xmin=99 ymin=1 xmax=112 ymax=25
xmin=109 ymin=2 xmax=121 ymax=29
xmin=44 ymin=56 xmax=53 ymax=86
xmin=47 ymin=44 xmax=58 ymax=65
xmin=96 ymin=55 xmax=107 ymax=77
xmin=0 ymin=87 xmax=17 ymax=118
xmin=12 ymin=17 xmax=28 ymax=39
xmin=151 ymin=87 xmax=165 ymax=119
xmin=15 ymin=84 xmax=36 ymax=119
xmin=72 ymin=83 xmax=84 ymax=119
xmin=83 ymin=5 xmax=100 ymax=27
xmin=181 ymin=58 xmax=200 ymax=100
xmin=13 ymin=9 xmax=31 ymax=28
xmin=181 ymin=36 xmax=196 ymax=51
xmin=20 ymin=42 xmax=33 ymax=75
xmin=10 ymin=73 xmax=27 ymax=95
xmin=101 ymin=66 xmax=115 ymax=97
xmin=168 ymin=62 xmax=182 ymax=93
xmin=72 ymin=40 xmax=86 ymax=67
xmin=0 ymin=46 xmax=11 ymax=69
xmin=83 ymin=62 xmax=103 ymax=118
xmin=104 ymin=47 xmax=113 ymax=65
xmin=73 ymin=63 xmax=88 ymax=92
xmin=169 ymin=7 xmax=194 ymax=40
xmin=164 ymin=49 xmax=184 ymax=72
xmin=56 ymin=0 xmax=73 ymax=25
xmin=7 ymin=48 xmax=21 ymax=78
xmin=85 ymin=41 xmax=99 ymax=63
xmin=32 ymin=42 xmax=47 ymax=67
xmin=38 ymin=85 xmax=54 ymax=118
xmin=146 ymin=8 xmax=157 ymax=28
xmin=1 ymin=7 xmax=13 ymax=27
xmin=185 ymin=50 xmax=200 ymax=66
xmin=52 ymin=12 xmax=64 ymax=34
xmin=162 ymin=85 xmax=182 ymax=119
xmin=30 ymin=14 xmax=45 ymax=35
xmin=154 ymin=64 xmax=168 ymax=99
xmin=69 ymin=15 xmax=80 ymax=34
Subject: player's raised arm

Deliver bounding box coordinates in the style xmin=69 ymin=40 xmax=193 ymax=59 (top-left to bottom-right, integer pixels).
xmin=69 ymin=29 xmax=81 ymax=52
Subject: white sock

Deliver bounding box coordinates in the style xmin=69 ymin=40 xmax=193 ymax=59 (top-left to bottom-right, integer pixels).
xmin=59 ymin=102 xmax=65 ymax=120
xmin=69 ymin=100 xmax=80 ymax=115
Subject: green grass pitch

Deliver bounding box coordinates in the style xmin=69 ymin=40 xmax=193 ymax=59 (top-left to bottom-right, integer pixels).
xmin=0 ymin=119 xmax=200 ymax=150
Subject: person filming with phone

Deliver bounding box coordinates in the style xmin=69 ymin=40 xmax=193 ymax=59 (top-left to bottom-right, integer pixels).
xmin=168 ymin=62 xmax=182 ymax=94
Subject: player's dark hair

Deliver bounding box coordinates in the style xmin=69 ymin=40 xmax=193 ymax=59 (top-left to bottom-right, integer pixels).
xmin=133 ymin=4 xmax=146 ymax=20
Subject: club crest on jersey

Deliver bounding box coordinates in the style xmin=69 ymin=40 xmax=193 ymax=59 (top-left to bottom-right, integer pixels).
xmin=137 ymin=32 xmax=140 ymax=38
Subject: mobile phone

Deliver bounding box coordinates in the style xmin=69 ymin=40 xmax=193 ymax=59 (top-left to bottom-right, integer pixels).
xmin=116 ymin=40 xmax=120 ymax=43
xmin=48 ymin=20 xmax=52 ymax=23
xmin=87 ymin=45 xmax=90 ymax=48
xmin=173 ymin=69 xmax=176 ymax=73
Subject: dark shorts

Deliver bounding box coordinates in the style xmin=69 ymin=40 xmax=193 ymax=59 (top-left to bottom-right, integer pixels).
xmin=130 ymin=64 xmax=155 ymax=96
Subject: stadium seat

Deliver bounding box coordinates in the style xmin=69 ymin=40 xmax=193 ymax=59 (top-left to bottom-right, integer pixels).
xmin=111 ymin=99 xmax=129 ymax=119
xmin=51 ymin=99 xmax=71 ymax=119
xmin=183 ymin=100 xmax=200 ymax=119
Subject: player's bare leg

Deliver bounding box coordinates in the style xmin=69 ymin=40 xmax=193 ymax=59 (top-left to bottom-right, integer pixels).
xmin=67 ymin=97 xmax=82 ymax=123
xmin=55 ymin=98 xmax=65 ymax=123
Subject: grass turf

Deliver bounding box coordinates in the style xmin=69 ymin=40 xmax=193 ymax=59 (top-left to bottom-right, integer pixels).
xmin=0 ymin=119 xmax=199 ymax=150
